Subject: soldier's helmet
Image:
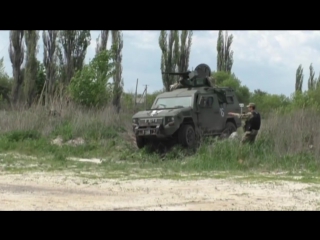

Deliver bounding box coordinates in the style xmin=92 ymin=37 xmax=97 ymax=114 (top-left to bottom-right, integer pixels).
xmin=246 ymin=103 xmax=256 ymax=108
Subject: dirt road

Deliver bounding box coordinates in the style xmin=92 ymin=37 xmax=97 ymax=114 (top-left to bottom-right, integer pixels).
xmin=0 ymin=172 xmax=320 ymax=210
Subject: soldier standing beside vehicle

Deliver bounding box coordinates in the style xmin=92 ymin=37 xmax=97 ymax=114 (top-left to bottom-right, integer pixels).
xmin=228 ymin=103 xmax=261 ymax=144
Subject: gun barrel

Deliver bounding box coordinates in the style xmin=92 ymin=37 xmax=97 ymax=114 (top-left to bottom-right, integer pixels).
xmin=161 ymin=72 xmax=181 ymax=75
xmin=161 ymin=71 xmax=190 ymax=75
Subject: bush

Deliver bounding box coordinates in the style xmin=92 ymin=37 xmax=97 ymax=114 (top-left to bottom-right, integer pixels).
xmin=211 ymin=71 xmax=250 ymax=104
xmin=68 ymin=50 xmax=115 ymax=107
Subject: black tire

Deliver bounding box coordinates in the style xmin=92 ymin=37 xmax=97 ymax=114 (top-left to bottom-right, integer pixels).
xmin=178 ymin=124 xmax=196 ymax=148
xmin=195 ymin=128 xmax=203 ymax=148
xmin=136 ymin=136 xmax=145 ymax=149
xmin=221 ymin=121 xmax=237 ymax=139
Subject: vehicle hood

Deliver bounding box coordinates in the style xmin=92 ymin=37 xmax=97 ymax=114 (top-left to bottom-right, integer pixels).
xmin=132 ymin=107 xmax=191 ymax=118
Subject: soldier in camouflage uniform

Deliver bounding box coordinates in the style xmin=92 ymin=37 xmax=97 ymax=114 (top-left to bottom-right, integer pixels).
xmin=228 ymin=103 xmax=261 ymax=144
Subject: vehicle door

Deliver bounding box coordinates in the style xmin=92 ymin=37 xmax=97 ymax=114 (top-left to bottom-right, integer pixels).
xmin=198 ymin=94 xmax=222 ymax=133
xmin=225 ymin=93 xmax=242 ymax=127
xmin=212 ymin=94 xmax=226 ymax=130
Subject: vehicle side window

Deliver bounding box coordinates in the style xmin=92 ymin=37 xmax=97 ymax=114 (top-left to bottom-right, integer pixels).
xmin=199 ymin=96 xmax=214 ymax=108
xmin=226 ymin=96 xmax=234 ymax=104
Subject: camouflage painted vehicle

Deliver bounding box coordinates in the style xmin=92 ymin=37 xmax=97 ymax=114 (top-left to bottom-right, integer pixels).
xmin=132 ymin=64 xmax=243 ymax=149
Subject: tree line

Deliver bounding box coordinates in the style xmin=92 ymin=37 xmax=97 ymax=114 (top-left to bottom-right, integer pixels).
xmin=158 ymin=30 xmax=320 ymax=114
xmin=0 ymin=30 xmax=319 ymax=115
xmin=0 ymin=30 xmax=124 ymax=111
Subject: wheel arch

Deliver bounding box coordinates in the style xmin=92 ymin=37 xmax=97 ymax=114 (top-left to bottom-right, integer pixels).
xmin=181 ymin=117 xmax=195 ymax=129
xmin=226 ymin=117 xmax=238 ymax=128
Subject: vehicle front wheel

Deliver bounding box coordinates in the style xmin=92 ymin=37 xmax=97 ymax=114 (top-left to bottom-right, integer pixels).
xmin=220 ymin=121 xmax=237 ymax=139
xmin=136 ymin=136 xmax=145 ymax=149
xmin=178 ymin=124 xmax=196 ymax=148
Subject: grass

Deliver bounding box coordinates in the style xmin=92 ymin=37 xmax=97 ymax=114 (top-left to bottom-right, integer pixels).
xmin=0 ymin=102 xmax=320 ymax=182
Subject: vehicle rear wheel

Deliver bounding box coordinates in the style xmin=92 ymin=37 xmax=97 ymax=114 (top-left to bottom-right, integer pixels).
xmin=178 ymin=124 xmax=196 ymax=148
xmin=136 ymin=136 xmax=145 ymax=149
xmin=220 ymin=121 xmax=237 ymax=139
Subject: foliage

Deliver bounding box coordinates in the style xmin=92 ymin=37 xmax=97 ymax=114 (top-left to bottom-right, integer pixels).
xmin=9 ymin=30 xmax=25 ymax=104
xmin=295 ymin=64 xmax=303 ymax=92
xmin=250 ymin=91 xmax=290 ymax=115
xmin=0 ymin=57 xmax=11 ymax=87
xmin=24 ymin=30 xmax=40 ymax=106
xmin=159 ymin=30 xmax=180 ymax=91
xmin=0 ymin=58 xmax=12 ymax=103
xmin=58 ymin=30 xmax=91 ymax=83
xmin=159 ymin=30 xmax=193 ymax=91
xmin=43 ymin=30 xmax=59 ymax=102
xmin=35 ymin=61 xmax=46 ymax=98
xmin=177 ymin=30 xmax=193 ymax=72
xmin=96 ymin=30 xmax=110 ymax=54
xmin=211 ymin=71 xmax=250 ymax=104
xmin=111 ymin=30 xmax=124 ymax=113
xmin=0 ymin=104 xmax=320 ymax=177
xmin=2 ymin=30 xmax=320 ymax=179
xmin=68 ymin=50 xmax=115 ymax=107
xmin=216 ymin=31 xmax=234 ymax=73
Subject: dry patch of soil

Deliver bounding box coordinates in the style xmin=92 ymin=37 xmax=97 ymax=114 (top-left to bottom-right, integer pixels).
xmin=0 ymin=172 xmax=320 ymax=210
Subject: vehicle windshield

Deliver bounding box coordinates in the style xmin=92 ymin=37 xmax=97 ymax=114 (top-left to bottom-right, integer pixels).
xmin=152 ymin=96 xmax=192 ymax=109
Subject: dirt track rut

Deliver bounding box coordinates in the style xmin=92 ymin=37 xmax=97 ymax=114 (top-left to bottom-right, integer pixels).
xmin=0 ymin=172 xmax=320 ymax=210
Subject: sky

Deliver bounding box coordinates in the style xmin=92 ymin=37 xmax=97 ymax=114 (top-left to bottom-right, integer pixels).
xmin=1 ymin=30 xmax=320 ymax=97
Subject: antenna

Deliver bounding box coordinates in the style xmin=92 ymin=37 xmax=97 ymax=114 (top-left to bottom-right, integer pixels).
xmin=134 ymin=78 xmax=138 ymax=107
xmin=143 ymin=84 xmax=148 ymax=109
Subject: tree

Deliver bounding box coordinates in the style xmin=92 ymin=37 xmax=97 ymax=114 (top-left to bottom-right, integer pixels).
xmin=316 ymin=73 xmax=320 ymax=89
xmin=96 ymin=30 xmax=109 ymax=55
xmin=253 ymin=89 xmax=267 ymax=96
xmin=0 ymin=58 xmax=8 ymax=79
xmin=43 ymin=30 xmax=58 ymax=104
xmin=24 ymin=30 xmax=39 ymax=107
xmin=35 ymin=61 xmax=46 ymax=105
xmin=216 ymin=30 xmax=234 ymax=73
xmin=251 ymin=92 xmax=291 ymax=114
xmin=111 ymin=30 xmax=124 ymax=113
xmin=0 ymin=57 xmax=12 ymax=104
xmin=8 ymin=30 xmax=25 ymax=104
xmin=295 ymin=64 xmax=303 ymax=92
xmin=308 ymin=63 xmax=315 ymax=91
xmin=159 ymin=30 xmax=179 ymax=91
xmin=211 ymin=71 xmax=250 ymax=104
xmin=68 ymin=50 xmax=115 ymax=107
xmin=177 ymin=31 xmax=193 ymax=72
xmin=58 ymin=31 xmax=91 ymax=84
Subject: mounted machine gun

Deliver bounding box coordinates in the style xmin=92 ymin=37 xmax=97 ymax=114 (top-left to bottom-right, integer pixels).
xmin=162 ymin=64 xmax=214 ymax=91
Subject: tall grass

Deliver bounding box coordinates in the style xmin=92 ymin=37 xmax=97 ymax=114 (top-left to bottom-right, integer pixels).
xmin=186 ymin=108 xmax=320 ymax=173
xmin=0 ymin=98 xmax=319 ymax=174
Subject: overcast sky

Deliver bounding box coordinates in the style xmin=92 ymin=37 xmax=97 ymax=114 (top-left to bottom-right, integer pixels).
xmin=1 ymin=30 xmax=320 ymax=96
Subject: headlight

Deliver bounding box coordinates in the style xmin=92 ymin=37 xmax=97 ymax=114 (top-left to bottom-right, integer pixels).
xmin=165 ymin=117 xmax=174 ymax=124
xmin=132 ymin=118 xmax=138 ymax=124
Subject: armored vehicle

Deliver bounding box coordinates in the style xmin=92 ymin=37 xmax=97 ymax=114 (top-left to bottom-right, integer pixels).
xmin=132 ymin=63 xmax=243 ymax=149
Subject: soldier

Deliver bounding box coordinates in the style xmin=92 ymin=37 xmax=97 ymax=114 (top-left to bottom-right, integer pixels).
xmin=228 ymin=103 xmax=261 ymax=144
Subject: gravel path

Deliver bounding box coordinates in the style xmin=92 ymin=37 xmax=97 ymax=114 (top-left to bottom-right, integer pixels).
xmin=0 ymin=172 xmax=319 ymax=210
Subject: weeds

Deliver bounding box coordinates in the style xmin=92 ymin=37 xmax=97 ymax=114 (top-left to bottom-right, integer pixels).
xmin=0 ymin=102 xmax=319 ymax=176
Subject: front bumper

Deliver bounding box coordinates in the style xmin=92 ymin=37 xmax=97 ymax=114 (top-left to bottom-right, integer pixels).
xmin=132 ymin=117 xmax=177 ymax=138
xmin=133 ymin=124 xmax=165 ymax=137
xmin=132 ymin=123 xmax=177 ymax=138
